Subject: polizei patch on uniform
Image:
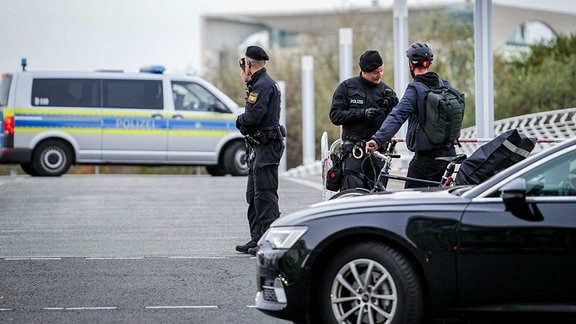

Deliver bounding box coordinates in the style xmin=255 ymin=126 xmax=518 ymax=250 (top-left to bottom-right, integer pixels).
xmin=247 ymin=92 xmax=259 ymax=104
xmin=350 ymin=99 xmax=364 ymax=104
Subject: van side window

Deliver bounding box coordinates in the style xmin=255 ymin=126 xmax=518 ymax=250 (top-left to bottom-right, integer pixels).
xmin=172 ymin=81 xmax=228 ymax=113
xmin=103 ymin=80 xmax=163 ymax=109
xmin=31 ymin=79 xmax=100 ymax=107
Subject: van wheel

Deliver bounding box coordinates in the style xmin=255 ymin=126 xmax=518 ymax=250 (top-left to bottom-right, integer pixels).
xmin=224 ymin=141 xmax=248 ymax=176
xmin=20 ymin=163 xmax=39 ymax=176
xmin=32 ymin=140 xmax=73 ymax=176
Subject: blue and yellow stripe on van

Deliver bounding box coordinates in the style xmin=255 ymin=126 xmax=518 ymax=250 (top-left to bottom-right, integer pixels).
xmin=11 ymin=107 xmax=239 ymax=137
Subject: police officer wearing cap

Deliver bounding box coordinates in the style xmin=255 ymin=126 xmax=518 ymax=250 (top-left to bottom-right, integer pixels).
xmin=329 ymin=49 xmax=398 ymax=191
xmin=235 ymin=45 xmax=285 ymax=256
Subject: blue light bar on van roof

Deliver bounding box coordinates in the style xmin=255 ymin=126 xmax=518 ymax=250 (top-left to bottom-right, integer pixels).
xmin=139 ymin=65 xmax=165 ymax=74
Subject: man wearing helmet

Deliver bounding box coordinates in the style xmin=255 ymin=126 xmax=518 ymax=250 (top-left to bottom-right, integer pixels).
xmin=329 ymin=50 xmax=399 ymax=191
xmin=365 ymin=42 xmax=458 ymax=188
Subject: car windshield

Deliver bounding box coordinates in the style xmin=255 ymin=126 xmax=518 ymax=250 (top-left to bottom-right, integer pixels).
xmin=522 ymin=149 xmax=576 ymax=197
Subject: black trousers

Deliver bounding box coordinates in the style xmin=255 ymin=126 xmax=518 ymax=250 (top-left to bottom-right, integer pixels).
xmin=405 ymin=147 xmax=456 ymax=189
xmin=245 ymin=140 xmax=285 ymax=241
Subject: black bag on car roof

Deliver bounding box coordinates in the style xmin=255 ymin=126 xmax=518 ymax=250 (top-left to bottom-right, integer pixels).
xmin=455 ymin=129 xmax=536 ymax=185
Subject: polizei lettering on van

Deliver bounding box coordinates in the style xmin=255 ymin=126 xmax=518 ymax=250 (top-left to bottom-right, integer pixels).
xmin=115 ymin=118 xmax=156 ymax=129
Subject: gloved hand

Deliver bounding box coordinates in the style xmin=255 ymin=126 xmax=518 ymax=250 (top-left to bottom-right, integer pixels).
xmin=382 ymin=89 xmax=399 ymax=109
xmin=363 ymin=108 xmax=381 ymax=120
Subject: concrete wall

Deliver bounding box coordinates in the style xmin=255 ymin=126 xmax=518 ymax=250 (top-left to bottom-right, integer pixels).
xmin=201 ymin=3 xmax=576 ymax=69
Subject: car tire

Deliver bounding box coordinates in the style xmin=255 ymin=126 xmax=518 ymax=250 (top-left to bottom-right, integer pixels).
xmin=223 ymin=141 xmax=248 ymax=176
xmin=32 ymin=140 xmax=73 ymax=176
xmin=329 ymin=188 xmax=371 ymax=199
xmin=206 ymin=165 xmax=227 ymax=176
xmin=318 ymin=241 xmax=423 ymax=324
xmin=20 ymin=163 xmax=39 ymax=176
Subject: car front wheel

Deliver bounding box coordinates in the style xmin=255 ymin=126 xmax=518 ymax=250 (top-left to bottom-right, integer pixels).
xmin=318 ymin=241 xmax=423 ymax=324
xmin=32 ymin=140 xmax=73 ymax=176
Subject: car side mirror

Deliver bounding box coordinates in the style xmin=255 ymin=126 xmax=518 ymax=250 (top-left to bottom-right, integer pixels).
xmin=501 ymin=178 xmax=543 ymax=221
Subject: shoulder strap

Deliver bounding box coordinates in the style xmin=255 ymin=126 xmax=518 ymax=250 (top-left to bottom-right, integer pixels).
xmin=412 ymin=81 xmax=429 ymax=126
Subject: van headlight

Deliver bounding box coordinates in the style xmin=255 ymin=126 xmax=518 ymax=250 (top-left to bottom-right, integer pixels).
xmin=262 ymin=226 xmax=308 ymax=249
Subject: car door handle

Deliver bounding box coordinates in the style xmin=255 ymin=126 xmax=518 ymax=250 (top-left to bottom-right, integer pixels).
xmin=172 ymin=114 xmax=184 ymax=120
xmin=151 ymin=114 xmax=164 ymax=119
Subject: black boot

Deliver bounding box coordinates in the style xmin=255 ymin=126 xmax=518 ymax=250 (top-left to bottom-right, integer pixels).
xmin=235 ymin=240 xmax=257 ymax=253
xmin=247 ymin=246 xmax=259 ymax=256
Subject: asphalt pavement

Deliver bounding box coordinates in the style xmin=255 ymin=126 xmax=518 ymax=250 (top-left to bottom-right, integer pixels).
xmin=0 ymin=173 xmax=325 ymax=324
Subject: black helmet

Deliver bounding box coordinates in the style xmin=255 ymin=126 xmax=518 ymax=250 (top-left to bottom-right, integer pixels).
xmin=406 ymin=42 xmax=434 ymax=66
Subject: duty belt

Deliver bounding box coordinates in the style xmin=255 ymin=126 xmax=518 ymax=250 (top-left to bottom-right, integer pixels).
xmin=341 ymin=140 xmax=365 ymax=160
xmin=245 ymin=125 xmax=286 ymax=145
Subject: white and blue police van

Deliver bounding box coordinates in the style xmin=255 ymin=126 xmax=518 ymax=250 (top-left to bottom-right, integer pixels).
xmin=0 ymin=62 xmax=247 ymax=176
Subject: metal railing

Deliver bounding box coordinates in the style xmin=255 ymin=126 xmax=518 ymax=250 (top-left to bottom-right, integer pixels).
xmin=300 ymin=108 xmax=576 ymax=201
xmin=392 ymin=107 xmax=576 ymax=170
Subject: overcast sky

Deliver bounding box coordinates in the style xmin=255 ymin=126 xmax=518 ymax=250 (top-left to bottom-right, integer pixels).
xmin=1 ymin=0 xmax=574 ymax=75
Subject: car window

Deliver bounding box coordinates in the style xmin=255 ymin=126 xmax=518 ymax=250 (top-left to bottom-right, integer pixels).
xmin=31 ymin=79 xmax=100 ymax=107
xmin=103 ymin=79 xmax=163 ymax=109
xmin=171 ymin=81 xmax=228 ymax=112
xmin=522 ymin=149 xmax=576 ymax=197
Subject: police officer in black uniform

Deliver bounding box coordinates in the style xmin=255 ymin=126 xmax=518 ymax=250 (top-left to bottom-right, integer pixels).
xmin=235 ymin=45 xmax=285 ymax=256
xmin=329 ymin=50 xmax=398 ymax=191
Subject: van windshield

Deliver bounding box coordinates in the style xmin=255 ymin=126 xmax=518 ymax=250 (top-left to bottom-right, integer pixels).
xmin=0 ymin=74 xmax=12 ymax=107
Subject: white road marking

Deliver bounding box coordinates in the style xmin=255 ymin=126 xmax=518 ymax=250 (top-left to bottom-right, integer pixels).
xmin=167 ymin=256 xmax=226 ymax=259
xmin=6 ymin=305 xmax=256 ymax=311
xmin=2 ymin=256 xmax=254 ymax=260
xmin=4 ymin=257 xmax=61 ymax=261
xmin=145 ymin=305 xmax=219 ymax=309
xmin=84 ymin=257 xmax=144 ymax=260
xmin=44 ymin=307 xmax=117 ymax=310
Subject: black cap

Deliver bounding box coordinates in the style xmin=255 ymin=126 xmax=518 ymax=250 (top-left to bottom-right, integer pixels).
xmin=359 ymin=50 xmax=383 ymax=72
xmin=245 ymin=45 xmax=269 ymax=61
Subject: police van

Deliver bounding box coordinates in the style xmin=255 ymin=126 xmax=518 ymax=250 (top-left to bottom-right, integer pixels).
xmin=0 ymin=64 xmax=247 ymax=176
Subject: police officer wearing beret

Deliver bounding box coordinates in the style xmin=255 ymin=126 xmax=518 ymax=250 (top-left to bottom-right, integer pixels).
xmin=329 ymin=49 xmax=398 ymax=191
xmin=235 ymin=45 xmax=285 ymax=255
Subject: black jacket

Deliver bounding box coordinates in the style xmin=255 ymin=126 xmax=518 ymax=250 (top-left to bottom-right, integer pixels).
xmin=329 ymin=75 xmax=397 ymax=141
xmin=372 ymin=72 xmax=453 ymax=152
xmin=236 ymin=68 xmax=281 ymax=135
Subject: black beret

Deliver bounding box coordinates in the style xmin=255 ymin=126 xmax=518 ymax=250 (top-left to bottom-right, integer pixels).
xmin=359 ymin=50 xmax=383 ymax=72
xmin=245 ymin=45 xmax=269 ymax=61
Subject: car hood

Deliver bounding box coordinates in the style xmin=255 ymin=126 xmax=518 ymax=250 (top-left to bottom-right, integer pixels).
xmin=273 ymin=188 xmax=470 ymax=227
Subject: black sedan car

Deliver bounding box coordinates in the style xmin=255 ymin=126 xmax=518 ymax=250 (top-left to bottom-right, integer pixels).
xmin=255 ymin=137 xmax=576 ymax=324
